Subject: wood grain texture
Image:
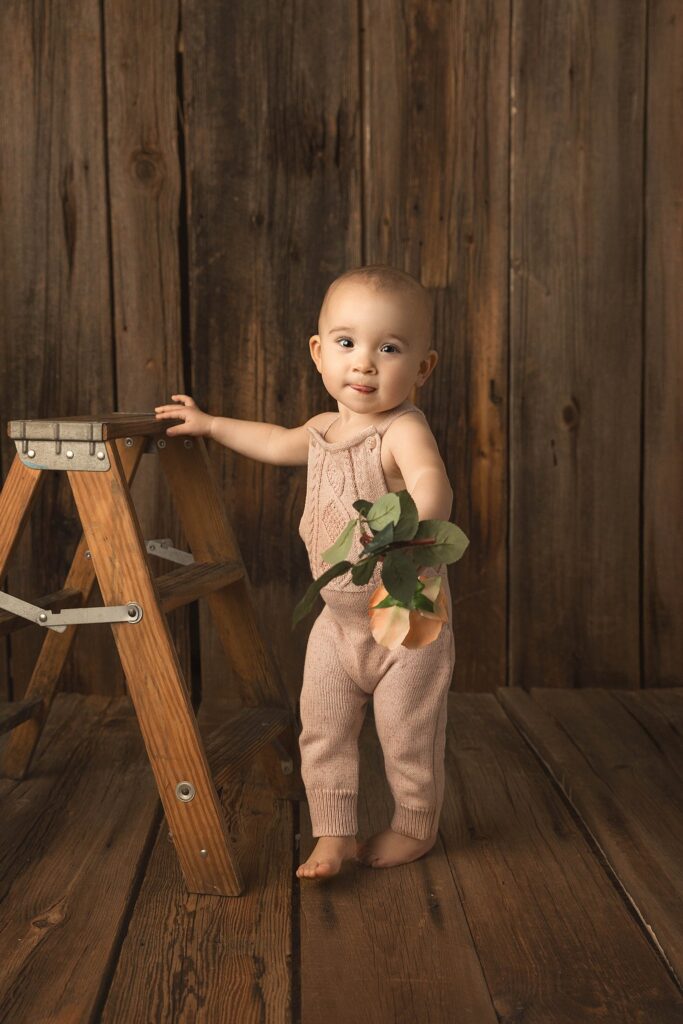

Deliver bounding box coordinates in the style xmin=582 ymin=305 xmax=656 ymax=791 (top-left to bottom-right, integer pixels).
xmin=0 ymin=693 xmax=161 ymax=1023
xmin=0 ymin=457 xmax=45 ymax=574
xmin=180 ymin=0 xmax=362 ymax=706
xmin=643 ymin=0 xmax=683 ymax=686
xmin=0 ymin=0 xmax=115 ymax=700
xmin=440 ymin=693 xmax=682 ymax=1022
xmin=0 ymin=698 xmax=41 ymax=736
xmin=1 ymin=1 xmax=680 ymax=704
xmin=363 ymin=0 xmax=508 ymax=691
xmin=101 ymin=0 xmax=194 ymax=703
xmin=510 ymin=3 xmax=646 ymax=687
xmin=498 ymin=686 xmax=683 ymax=982
xmin=298 ymin=707 xmax=497 ymax=1023
xmin=1 ymin=437 xmax=145 ymax=781
xmin=68 ymin=439 xmax=243 ymax=895
xmin=101 ymin=710 xmax=293 ymax=1024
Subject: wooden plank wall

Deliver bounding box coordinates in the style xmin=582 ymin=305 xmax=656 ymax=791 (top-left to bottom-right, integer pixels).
xmin=0 ymin=0 xmax=680 ymax=702
xmin=0 ymin=0 xmax=117 ymax=699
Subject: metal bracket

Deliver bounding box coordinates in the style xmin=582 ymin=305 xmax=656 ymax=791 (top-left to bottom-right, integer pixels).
xmin=146 ymin=538 xmax=195 ymax=566
xmin=0 ymin=591 xmax=143 ymax=633
xmin=12 ymin=422 xmax=110 ymax=471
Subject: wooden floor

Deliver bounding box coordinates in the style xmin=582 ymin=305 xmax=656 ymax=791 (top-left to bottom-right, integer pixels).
xmin=1 ymin=686 xmax=681 ymax=1023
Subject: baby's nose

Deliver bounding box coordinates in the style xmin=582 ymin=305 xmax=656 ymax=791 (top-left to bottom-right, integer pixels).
xmin=353 ymin=353 xmax=375 ymax=371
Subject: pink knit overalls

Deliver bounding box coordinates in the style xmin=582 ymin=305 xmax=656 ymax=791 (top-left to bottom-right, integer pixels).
xmin=297 ymin=398 xmax=456 ymax=840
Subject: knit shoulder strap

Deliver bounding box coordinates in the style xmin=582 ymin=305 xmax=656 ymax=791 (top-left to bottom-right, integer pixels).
xmin=374 ymin=400 xmax=427 ymax=437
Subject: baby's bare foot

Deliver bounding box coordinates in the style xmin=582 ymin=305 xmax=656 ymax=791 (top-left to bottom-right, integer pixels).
xmin=356 ymin=827 xmax=437 ymax=868
xmin=296 ymin=835 xmax=360 ymax=879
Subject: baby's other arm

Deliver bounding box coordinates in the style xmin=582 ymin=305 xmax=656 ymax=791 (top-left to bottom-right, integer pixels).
xmin=155 ymin=395 xmax=333 ymax=467
xmin=384 ymin=414 xmax=453 ymax=522
xmin=384 ymin=414 xmax=453 ymax=578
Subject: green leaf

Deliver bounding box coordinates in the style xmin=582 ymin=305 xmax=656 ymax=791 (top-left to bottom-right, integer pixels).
xmin=352 ymin=499 xmax=373 ymax=517
xmin=366 ymin=492 xmax=401 ymax=533
xmin=413 ymin=591 xmax=436 ymax=613
xmin=291 ymin=561 xmax=352 ymax=628
xmin=320 ymin=518 xmax=357 ymax=565
xmin=361 ymin=521 xmax=394 ymax=553
xmin=392 ymin=489 xmax=420 ymax=541
xmin=369 ymin=592 xmax=406 ymax=610
xmin=351 ymin=555 xmax=378 ymax=585
xmin=403 ymin=520 xmax=470 ymax=566
xmin=381 ymin=551 xmax=419 ymax=606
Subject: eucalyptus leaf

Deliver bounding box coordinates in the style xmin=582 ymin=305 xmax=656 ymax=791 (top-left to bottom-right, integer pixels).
xmin=320 ymin=518 xmax=357 ymax=565
xmin=404 ymin=520 xmax=470 ymax=566
xmin=366 ymin=492 xmax=401 ymax=533
xmin=291 ymin=560 xmax=352 ymax=628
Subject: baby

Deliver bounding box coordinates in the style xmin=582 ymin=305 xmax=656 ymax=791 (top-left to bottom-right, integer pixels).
xmin=155 ymin=265 xmax=455 ymax=880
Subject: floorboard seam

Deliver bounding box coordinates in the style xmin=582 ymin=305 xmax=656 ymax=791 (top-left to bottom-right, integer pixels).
xmin=495 ymin=693 xmax=683 ymax=993
xmin=90 ymin=799 xmax=165 ymax=1022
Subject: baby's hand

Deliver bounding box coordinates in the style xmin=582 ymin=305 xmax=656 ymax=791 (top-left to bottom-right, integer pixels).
xmin=154 ymin=394 xmax=213 ymax=437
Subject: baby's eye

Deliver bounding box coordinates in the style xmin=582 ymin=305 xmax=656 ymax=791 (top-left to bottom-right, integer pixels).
xmin=381 ymin=344 xmax=399 ymax=353
xmin=337 ymin=337 xmax=353 ymax=348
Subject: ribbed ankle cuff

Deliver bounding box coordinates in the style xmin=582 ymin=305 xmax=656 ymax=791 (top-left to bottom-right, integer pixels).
xmin=392 ymin=803 xmax=439 ymax=840
xmin=306 ymin=789 xmax=357 ymax=836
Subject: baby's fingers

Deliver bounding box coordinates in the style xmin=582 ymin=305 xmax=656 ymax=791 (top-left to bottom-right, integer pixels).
xmin=154 ymin=401 xmax=185 ymax=413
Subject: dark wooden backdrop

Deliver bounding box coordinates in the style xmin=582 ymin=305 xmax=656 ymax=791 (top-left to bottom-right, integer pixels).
xmin=0 ymin=0 xmax=680 ymax=707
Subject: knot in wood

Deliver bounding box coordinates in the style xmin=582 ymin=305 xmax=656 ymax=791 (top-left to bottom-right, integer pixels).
xmin=561 ymin=396 xmax=580 ymax=429
xmin=131 ymin=149 xmax=164 ymax=190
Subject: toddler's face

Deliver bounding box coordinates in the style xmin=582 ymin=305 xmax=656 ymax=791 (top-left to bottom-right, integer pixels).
xmin=309 ymin=280 xmax=437 ymax=414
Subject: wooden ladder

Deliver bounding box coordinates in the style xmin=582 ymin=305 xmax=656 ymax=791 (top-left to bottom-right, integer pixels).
xmin=0 ymin=413 xmax=303 ymax=896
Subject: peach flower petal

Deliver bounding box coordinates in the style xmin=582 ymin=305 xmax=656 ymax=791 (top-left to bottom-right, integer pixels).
xmin=368 ymin=593 xmax=412 ymax=649
xmin=368 ymin=576 xmax=450 ymax=649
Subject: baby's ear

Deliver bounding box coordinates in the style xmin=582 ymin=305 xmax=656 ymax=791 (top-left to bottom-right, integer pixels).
xmin=309 ymin=334 xmax=322 ymax=368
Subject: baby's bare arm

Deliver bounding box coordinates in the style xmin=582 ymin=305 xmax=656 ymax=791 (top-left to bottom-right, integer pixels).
xmin=155 ymin=395 xmax=331 ymax=467
xmin=386 ymin=414 xmax=453 ymax=522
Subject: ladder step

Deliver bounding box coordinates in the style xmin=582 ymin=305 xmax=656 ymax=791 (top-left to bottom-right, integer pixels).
xmin=201 ymin=706 xmax=291 ymax=788
xmin=0 ymin=697 xmax=42 ymax=735
xmin=0 ymin=587 xmax=83 ymax=637
xmin=155 ymin=560 xmax=244 ymax=613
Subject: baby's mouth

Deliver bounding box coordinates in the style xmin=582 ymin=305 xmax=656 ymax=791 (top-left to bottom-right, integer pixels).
xmin=349 ymin=383 xmax=377 ymax=393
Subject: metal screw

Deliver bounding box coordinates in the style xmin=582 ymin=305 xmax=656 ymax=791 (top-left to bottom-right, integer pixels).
xmin=200 ymin=848 xmax=208 ymax=858
xmin=157 ymin=439 xmax=166 ymax=449
xmin=66 ymin=450 xmax=74 ymax=459
xmin=183 ymin=439 xmax=193 ymax=449
xmin=96 ymin=451 xmax=105 ymax=461
xmin=38 ymin=612 xmax=48 ymax=623
xmin=85 ymin=550 xmax=91 ymax=559
xmin=124 ymin=437 xmax=134 ymax=447
xmin=175 ymin=780 xmax=196 ymax=802
xmin=27 ymin=449 xmax=35 ymax=459
xmin=126 ymin=603 xmax=142 ymax=623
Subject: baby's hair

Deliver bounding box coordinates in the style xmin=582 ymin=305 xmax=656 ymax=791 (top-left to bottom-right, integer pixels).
xmin=320 ymin=264 xmax=434 ymax=348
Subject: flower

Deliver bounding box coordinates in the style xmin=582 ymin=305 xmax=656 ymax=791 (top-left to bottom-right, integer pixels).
xmin=368 ymin=574 xmax=449 ymax=649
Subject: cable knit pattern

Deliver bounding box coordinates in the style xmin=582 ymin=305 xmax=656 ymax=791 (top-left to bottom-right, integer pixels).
xmin=297 ymin=400 xmax=456 ymax=840
xmin=298 ymin=399 xmax=428 ymax=594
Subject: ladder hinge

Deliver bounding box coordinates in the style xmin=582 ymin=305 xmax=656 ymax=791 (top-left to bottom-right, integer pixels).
xmin=146 ymin=539 xmax=195 ymax=565
xmin=0 ymin=591 xmax=143 ymax=633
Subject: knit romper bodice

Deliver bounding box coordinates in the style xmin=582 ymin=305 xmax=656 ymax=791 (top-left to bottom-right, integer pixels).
xmin=298 ymin=399 xmax=431 ymax=598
